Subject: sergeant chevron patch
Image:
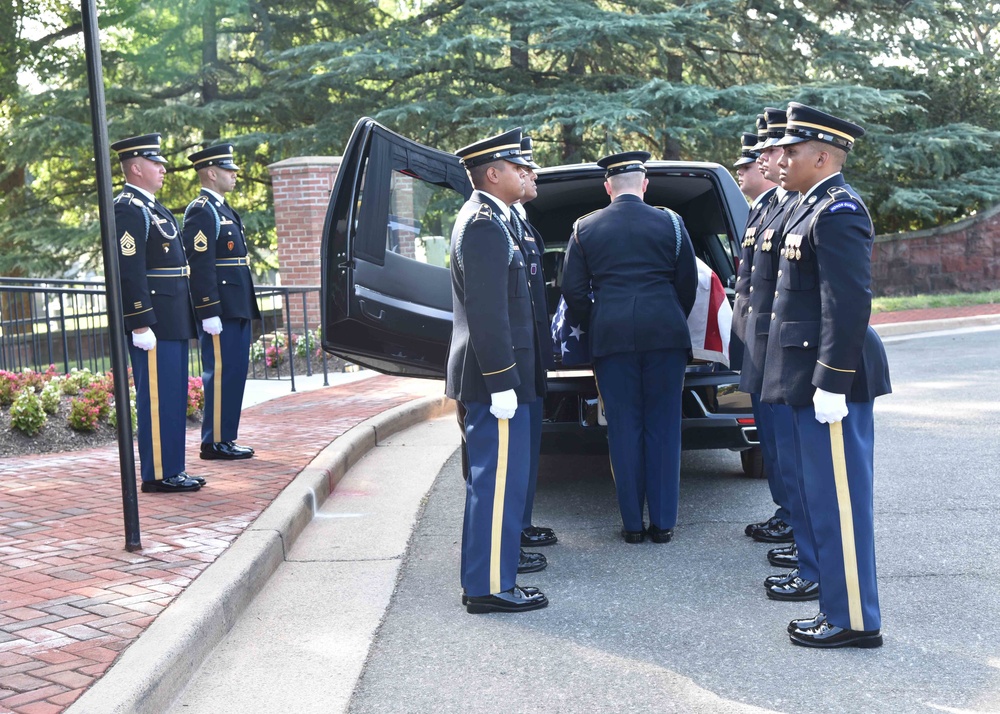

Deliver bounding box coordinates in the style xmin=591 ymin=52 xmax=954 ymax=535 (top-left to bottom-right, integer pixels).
xmin=194 ymin=231 xmax=209 ymax=252
xmin=120 ymin=231 xmax=136 ymax=256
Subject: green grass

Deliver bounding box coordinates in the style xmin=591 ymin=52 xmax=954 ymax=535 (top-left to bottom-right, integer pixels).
xmin=872 ymin=290 xmax=1000 ymax=313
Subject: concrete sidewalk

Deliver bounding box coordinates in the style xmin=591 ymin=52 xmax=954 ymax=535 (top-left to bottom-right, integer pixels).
xmin=0 ymin=372 xmax=447 ymax=714
xmin=3 ymin=306 xmax=1000 ymax=714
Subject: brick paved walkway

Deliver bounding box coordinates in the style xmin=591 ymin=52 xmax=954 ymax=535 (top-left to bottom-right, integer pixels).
xmin=0 ymin=375 xmax=433 ymax=714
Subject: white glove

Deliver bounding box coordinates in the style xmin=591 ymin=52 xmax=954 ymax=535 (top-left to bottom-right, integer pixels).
xmin=202 ymin=317 xmax=223 ymax=335
xmin=489 ymin=389 xmax=518 ymax=420
xmin=131 ymin=329 xmax=157 ymax=351
xmin=813 ymin=388 xmax=848 ymax=424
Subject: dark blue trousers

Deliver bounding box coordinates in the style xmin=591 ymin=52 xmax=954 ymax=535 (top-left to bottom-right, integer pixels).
xmin=521 ymin=398 xmax=543 ymax=531
xmin=200 ymin=318 xmax=252 ymax=445
xmin=594 ymin=348 xmax=687 ymax=532
xmin=773 ymin=403 xmax=819 ymax=582
xmin=794 ymin=402 xmax=880 ymax=631
xmin=128 ymin=339 xmax=189 ymax=483
xmin=461 ymin=401 xmax=530 ymax=597
xmin=751 ymin=394 xmax=790 ymax=522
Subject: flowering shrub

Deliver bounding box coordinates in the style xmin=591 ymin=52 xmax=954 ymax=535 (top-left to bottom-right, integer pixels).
xmin=265 ymin=344 xmax=285 ymax=368
xmin=60 ymin=368 xmax=95 ymax=396
xmin=67 ymin=397 xmax=101 ymax=431
xmin=0 ymin=371 xmax=21 ymax=406
xmin=40 ymin=382 xmax=62 ymax=414
xmin=293 ymin=330 xmax=319 ymax=359
xmin=187 ymin=376 xmax=204 ymax=417
xmin=81 ymin=385 xmax=113 ymax=421
xmin=19 ymin=368 xmax=48 ymax=393
xmin=10 ymin=390 xmax=47 ymax=436
xmin=109 ymin=385 xmax=138 ymax=431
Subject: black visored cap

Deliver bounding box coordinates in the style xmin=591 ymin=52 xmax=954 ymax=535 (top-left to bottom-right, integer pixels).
xmin=597 ymin=150 xmax=651 ymax=177
xmin=189 ymin=143 xmax=240 ymax=171
xmin=775 ymin=102 xmax=865 ymax=152
xmin=456 ymin=128 xmax=532 ymax=168
xmin=111 ymin=133 xmax=168 ymax=164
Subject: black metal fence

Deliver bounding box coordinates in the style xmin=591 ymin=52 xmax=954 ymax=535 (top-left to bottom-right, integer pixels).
xmin=0 ymin=277 xmax=332 ymax=391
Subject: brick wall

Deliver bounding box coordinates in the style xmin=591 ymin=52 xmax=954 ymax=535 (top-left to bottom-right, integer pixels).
xmin=873 ymin=203 xmax=1000 ymax=296
xmin=267 ymin=156 xmax=341 ymax=333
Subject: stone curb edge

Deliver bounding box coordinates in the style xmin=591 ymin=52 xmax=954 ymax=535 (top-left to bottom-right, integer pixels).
xmin=66 ymin=394 xmax=455 ymax=714
xmin=873 ymin=313 xmax=1000 ymax=338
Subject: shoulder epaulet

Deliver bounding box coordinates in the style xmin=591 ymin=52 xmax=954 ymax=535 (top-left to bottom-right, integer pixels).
xmin=193 ymin=195 xmax=210 ymax=207
xmin=473 ymin=203 xmax=492 ymax=221
xmin=114 ymin=191 xmax=133 ymax=205
xmin=573 ymin=208 xmax=600 ymax=229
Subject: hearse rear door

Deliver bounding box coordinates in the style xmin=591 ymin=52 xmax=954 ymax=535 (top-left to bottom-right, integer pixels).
xmin=321 ymin=118 xmax=469 ymax=377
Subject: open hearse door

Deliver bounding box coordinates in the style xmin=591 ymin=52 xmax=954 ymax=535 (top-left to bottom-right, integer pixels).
xmin=320 ymin=118 xmax=468 ymax=377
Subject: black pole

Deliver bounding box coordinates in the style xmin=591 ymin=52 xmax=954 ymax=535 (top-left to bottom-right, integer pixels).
xmin=81 ymin=0 xmax=142 ymax=551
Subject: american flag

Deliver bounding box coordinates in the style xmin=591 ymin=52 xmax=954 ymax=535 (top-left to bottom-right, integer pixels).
xmin=550 ymin=295 xmax=591 ymax=367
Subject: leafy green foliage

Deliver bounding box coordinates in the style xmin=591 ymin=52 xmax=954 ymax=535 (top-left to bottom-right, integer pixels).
xmin=4 ymin=0 xmax=1000 ymax=267
xmin=10 ymin=390 xmax=47 ymax=436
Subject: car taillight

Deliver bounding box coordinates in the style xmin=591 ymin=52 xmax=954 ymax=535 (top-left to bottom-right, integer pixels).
xmin=736 ymin=417 xmax=755 ymax=425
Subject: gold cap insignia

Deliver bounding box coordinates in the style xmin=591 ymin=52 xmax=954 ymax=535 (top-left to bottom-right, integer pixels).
xmin=194 ymin=231 xmax=209 ymax=252
xmin=120 ymin=231 xmax=136 ymax=256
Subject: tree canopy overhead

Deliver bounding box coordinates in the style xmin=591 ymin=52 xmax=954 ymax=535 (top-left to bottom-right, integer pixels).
xmin=3 ymin=0 xmax=1000 ymax=276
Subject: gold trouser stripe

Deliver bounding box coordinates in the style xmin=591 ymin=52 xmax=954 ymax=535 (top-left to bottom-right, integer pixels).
xmin=212 ymin=334 xmax=223 ymax=443
xmin=489 ymin=418 xmax=510 ymax=594
xmin=829 ymin=421 xmax=864 ymax=630
xmin=148 ymin=346 xmax=163 ymax=480
xmin=593 ymin=374 xmax=616 ymax=486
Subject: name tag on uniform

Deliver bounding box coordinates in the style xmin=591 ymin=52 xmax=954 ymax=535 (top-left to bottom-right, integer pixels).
xmin=220 ymin=218 xmax=234 ymax=225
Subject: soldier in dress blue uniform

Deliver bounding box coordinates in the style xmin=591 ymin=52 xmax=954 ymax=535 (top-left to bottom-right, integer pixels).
xmin=733 ymin=119 xmax=803 ymax=554
xmin=447 ymin=128 xmax=549 ymax=614
xmin=761 ymin=103 xmax=892 ymax=648
xmin=111 ymin=133 xmax=202 ymax=493
xmin=561 ymin=151 xmax=698 ymax=544
xmin=510 ymin=136 xmax=558 ymax=552
xmin=740 ymin=108 xmax=822 ymax=603
xmin=182 ymin=144 xmax=260 ymax=462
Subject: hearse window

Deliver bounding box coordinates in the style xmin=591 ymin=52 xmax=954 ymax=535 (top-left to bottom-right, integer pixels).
xmin=384 ymin=169 xmax=463 ymax=269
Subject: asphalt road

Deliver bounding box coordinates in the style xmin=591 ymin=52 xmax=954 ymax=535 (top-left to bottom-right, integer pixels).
xmin=348 ymin=326 xmax=1000 ymax=714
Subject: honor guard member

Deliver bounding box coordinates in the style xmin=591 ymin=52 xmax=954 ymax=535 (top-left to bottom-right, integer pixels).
xmin=182 ymin=143 xmax=260 ymax=461
xmin=730 ymin=127 xmax=772 ymax=371
xmin=740 ymin=109 xmax=797 ymax=546
xmin=743 ymin=107 xmax=821 ymax=603
xmin=111 ymin=133 xmax=202 ymax=493
xmin=762 ymin=103 xmax=891 ymax=648
xmin=447 ymin=128 xmax=548 ymax=614
xmin=510 ymin=135 xmax=558 ymax=551
xmin=561 ymin=151 xmax=698 ymax=544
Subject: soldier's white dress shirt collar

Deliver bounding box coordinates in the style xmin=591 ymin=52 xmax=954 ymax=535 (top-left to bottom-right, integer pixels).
xmin=125 ymin=183 xmax=156 ymax=203
xmin=802 ymin=172 xmax=842 ymax=203
xmin=476 ymin=190 xmax=511 ymax=222
xmin=511 ymin=202 xmax=527 ymax=220
xmin=750 ymin=189 xmax=772 ymax=210
xmin=776 ymin=186 xmax=790 ymax=200
xmin=202 ymin=187 xmax=225 ymax=205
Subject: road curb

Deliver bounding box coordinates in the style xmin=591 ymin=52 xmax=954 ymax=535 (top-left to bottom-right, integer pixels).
xmin=66 ymin=394 xmax=455 ymax=714
xmin=873 ymin=313 xmax=1000 ymax=337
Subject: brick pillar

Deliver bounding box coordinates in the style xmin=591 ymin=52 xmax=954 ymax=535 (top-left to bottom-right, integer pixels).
xmin=267 ymin=156 xmax=341 ymax=334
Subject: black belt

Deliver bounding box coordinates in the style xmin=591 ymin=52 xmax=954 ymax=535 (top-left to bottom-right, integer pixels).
xmin=146 ymin=266 xmax=190 ymax=278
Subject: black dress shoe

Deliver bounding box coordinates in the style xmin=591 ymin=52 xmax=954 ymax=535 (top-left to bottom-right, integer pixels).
xmin=621 ymin=528 xmax=645 ymax=544
xmin=200 ymin=442 xmax=253 ymax=460
xmin=789 ymin=620 xmax=882 ymax=648
xmin=466 ymin=585 xmax=548 ymax=614
xmin=518 ymin=549 xmax=547 ymax=573
xmin=177 ymin=472 xmax=206 ymax=486
xmin=745 ymin=514 xmax=781 ymax=537
xmin=764 ymin=568 xmax=799 ymax=587
xmin=521 ymin=525 xmax=557 ymax=547
xmin=788 ymin=611 xmax=826 ymax=634
xmin=462 ymin=586 xmax=540 ymax=606
xmin=140 ymin=474 xmax=201 ymax=493
xmin=225 ymin=441 xmax=254 ymax=455
xmin=648 ymin=525 xmax=673 ymax=543
xmin=751 ymin=519 xmax=794 ymax=543
xmin=767 ymin=544 xmax=798 ymax=568
xmin=766 ymin=575 xmax=819 ymax=601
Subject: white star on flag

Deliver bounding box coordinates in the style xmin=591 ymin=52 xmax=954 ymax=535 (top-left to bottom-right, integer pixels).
xmin=569 ymin=324 xmax=585 ymax=340
xmin=561 ymin=341 xmax=570 ymax=356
